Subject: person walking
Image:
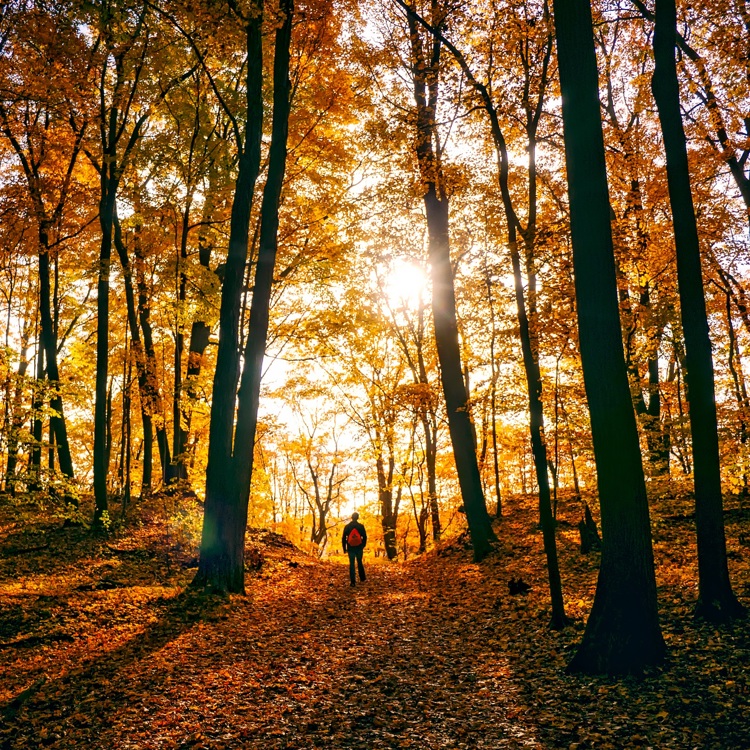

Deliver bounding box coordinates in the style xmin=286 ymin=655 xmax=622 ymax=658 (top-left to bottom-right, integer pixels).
xmin=342 ymin=512 xmax=367 ymax=586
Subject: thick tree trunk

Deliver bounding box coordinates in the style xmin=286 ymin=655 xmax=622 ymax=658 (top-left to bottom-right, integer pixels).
xmin=651 ymin=0 xmax=744 ymax=622
xmin=231 ymin=0 xmax=293 ymax=538
xmin=195 ymin=118 xmax=262 ymax=591
xmin=553 ymin=0 xmax=665 ymax=674
xmin=196 ymin=0 xmax=292 ymax=592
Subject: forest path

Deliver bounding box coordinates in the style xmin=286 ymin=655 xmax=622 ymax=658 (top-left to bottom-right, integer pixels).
xmin=4 ymin=508 xmax=748 ymax=749
xmin=0 ymin=527 xmax=545 ymax=750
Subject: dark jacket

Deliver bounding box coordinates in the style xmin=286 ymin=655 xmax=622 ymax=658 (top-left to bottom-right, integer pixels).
xmin=342 ymin=520 xmax=367 ymax=552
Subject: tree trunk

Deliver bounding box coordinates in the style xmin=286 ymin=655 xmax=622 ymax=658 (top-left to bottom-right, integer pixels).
xmin=553 ymin=0 xmax=665 ymax=674
xmin=485 ymin=264 xmax=503 ymax=517
xmin=171 ymin=194 xmax=194 ymax=483
xmin=112 ymin=211 xmax=156 ymax=497
xmin=93 ymin=183 xmax=116 ymax=525
xmin=195 ymin=0 xmax=292 ymax=592
xmin=179 ymin=162 xmax=220 ymax=481
xmin=231 ymin=0 xmax=293 ymax=541
xmin=132 ymin=214 xmax=171 ymax=486
xmin=406 ymin=10 xmax=494 ymax=560
xmin=378 ymin=454 xmax=399 ymax=560
xmin=651 ymin=0 xmax=744 ymax=621
xmin=37 ymin=233 xmax=75 ymax=485
xmin=28 ymin=310 xmax=44 ymax=490
xmin=4 ymin=321 xmax=32 ymax=495
xmin=721 ymin=281 xmax=750 ymax=497
xmin=508 ymin=232 xmax=568 ymax=628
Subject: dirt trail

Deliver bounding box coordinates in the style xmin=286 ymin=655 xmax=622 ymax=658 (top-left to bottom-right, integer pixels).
xmin=3 ymin=509 xmax=749 ymax=750
xmin=1 ymin=544 xmax=542 ymax=750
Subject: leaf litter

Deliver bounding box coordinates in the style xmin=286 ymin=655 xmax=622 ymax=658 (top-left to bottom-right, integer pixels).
xmin=0 ymin=493 xmax=748 ymax=749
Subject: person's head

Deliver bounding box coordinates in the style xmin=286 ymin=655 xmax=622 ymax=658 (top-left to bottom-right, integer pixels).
xmin=351 ymin=512 xmax=359 ymax=521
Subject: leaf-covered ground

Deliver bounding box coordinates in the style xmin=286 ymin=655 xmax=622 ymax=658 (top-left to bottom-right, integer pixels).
xmin=0 ymin=494 xmax=748 ymax=749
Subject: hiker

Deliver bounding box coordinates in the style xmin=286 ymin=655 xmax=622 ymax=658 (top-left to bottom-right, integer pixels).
xmin=342 ymin=512 xmax=367 ymax=586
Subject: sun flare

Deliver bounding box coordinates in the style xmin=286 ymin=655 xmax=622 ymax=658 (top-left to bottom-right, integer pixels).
xmin=385 ymin=260 xmax=428 ymax=310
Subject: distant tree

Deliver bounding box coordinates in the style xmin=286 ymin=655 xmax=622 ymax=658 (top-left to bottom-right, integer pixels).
xmin=0 ymin=6 xmax=86 ymax=491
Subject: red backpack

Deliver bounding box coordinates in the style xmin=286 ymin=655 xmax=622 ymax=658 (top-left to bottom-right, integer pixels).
xmin=348 ymin=527 xmax=363 ymax=547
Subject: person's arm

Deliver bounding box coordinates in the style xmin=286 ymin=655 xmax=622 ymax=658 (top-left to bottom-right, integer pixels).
xmin=361 ymin=525 xmax=367 ymax=548
xmin=342 ymin=525 xmax=348 ymax=553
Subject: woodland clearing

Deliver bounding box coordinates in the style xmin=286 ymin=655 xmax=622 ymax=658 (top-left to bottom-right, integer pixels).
xmin=0 ymin=493 xmax=748 ymax=750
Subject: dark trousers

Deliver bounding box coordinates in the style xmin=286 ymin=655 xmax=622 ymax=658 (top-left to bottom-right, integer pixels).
xmin=348 ymin=547 xmax=366 ymax=584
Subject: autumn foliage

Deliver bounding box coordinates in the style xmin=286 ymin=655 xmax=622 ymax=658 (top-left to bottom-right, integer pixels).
xmin=0 ymin=0 xmax=749 ymax=737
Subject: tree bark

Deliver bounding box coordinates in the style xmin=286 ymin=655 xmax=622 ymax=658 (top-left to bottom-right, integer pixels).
xmin=195 ymin=5 xmax=265 ymax=592
xmin=4 ymin=318 xmax=32 ymax=495
xmin=37 ymin=232 xmax=75 ymax=485
xmin=171 ymin=191 xmax=194 ymax=482
xmin=651 ymin=0 xmax=744 ymax=621
xmin=196 ymin=0 xmax=293 ymax=592
xmin=113 ymin=211 xmax=156 ymax=498
xmin=93 ymin=179 xmax=116 ymax=524
xmin=406 ymin=6 xmax=494 ymax=561
xmin=177 ymin=161 xmax=221 ymax=482
xmin=377 ymin=452 xmax=399 ymax=560
xmin=231 ymin=0 xmax=293 ymax=543
xmin=553 ymin=0 xmax=665 ymax=674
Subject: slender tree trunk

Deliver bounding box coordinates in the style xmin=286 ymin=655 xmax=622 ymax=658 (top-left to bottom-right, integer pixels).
xmin=406 ymin=9 xmax=494 ymax=560
xmin=105 ymin=377 xmax=114 ymax=491
xmin=425 ymin=188 xmax=495 ymax=558
xmin=485 ymin=264 xmax=503 ymax=517
xmin=377 ymin=452 xmax=399 ymax=560
xmin=422 ymin=411 xmax=440 ymax=541
xmin=38 ymin=235 xmax=75 ymax=484
xmin=553 ymin=0 xmax=665 ymax=674
xmin=122 ymin=346 xmax=133 ymax=516
xmin=181 ymin=183 xmax=217 ymax=473
xmin=721 ymin=282 xmax=750 ymax=497
xmin=651 ymin=0 xmax=744 ymax=621
xmin=643 ymin=287 xmax=670 ymax=476
xmin=29 ymin=310 xmax=44 ymax=489
xmin=132 ymin=214 xmax=172 ymax=485
xmin=118 ymin=336 xmax=128 ymax=494
xmin=415 ymin=302 xmax=441 ymax=541
xmin=93 ymin=182 xmax=116 ymax=524
xmin=171 ymin=196 xmax=193 ymax=482
xmin=508 ymin=231 xmax=568 ymax=628
xmin=4 ymin=321 xmax=32 ymax=495
xmin=112 ymin=211 xmax=156 ymax=496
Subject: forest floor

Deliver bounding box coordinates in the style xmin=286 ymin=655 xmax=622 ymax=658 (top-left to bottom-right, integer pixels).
xmin=0 ymin=491 xmax=748 ymax=750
